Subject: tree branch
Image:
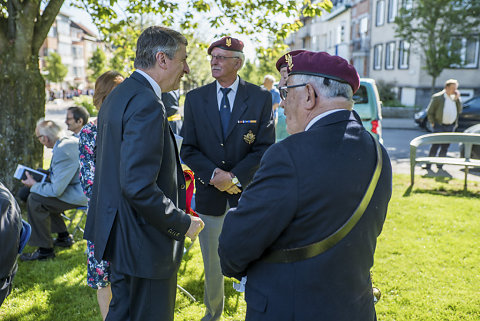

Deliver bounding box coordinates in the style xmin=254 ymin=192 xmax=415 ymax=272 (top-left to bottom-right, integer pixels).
xmin=32 ymin=0 xmax=64 ymax=53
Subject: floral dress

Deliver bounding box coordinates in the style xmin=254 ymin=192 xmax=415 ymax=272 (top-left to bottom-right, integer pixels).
xmin=79 ymin=121 xmax=111 ymax=289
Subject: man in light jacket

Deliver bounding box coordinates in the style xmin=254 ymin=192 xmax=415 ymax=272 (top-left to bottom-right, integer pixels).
xmin=20 ymin=119 xmax=87 ymax=261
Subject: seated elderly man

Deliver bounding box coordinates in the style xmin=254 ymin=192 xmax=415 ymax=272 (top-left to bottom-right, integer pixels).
xmin=66 ymin=106 xmax=90 ymax=136
xmin=20 ymin=119 xmax=88 ymax=261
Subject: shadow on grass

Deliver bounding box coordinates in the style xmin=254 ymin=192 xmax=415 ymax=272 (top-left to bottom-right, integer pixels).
xmin=9 ymin=240 xmax=100 ymax=321
xmin=404 ymin=184 xmax=480 ymax=198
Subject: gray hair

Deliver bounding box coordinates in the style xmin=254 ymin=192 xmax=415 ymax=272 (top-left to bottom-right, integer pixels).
xmin=264 ymin=75 xmax=276 ymax=82
xmin=134 ymin=26 xmax=188 ymax=70
xmin=291 ymin=74 xmax=353 ymax=102
xmin=36 ymin=118 xmax=63 ymax=142
xmin=233 ymin=51 xmax=245 ymax=69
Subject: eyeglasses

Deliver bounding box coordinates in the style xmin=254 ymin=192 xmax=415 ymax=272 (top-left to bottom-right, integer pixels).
xmin=209 ymin=55 xmax=240 ymax=62
xmin=279 ymin=83 xmax=309 ymax=100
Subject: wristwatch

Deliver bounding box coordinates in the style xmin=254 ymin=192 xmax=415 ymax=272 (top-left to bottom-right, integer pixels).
xmin=231 ymin=176 xmax=239 ymax=185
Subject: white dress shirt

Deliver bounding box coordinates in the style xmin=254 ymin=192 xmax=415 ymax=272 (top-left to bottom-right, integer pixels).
xmin=442 ymin=93 xmax=458 ymax=125
xmin=216 ymin=76 xmax=240 ymax=111
xmin=135 ymin=69 xmax=162 ymax=99
xmin=305 ymin=109 xmax=355 ymax=131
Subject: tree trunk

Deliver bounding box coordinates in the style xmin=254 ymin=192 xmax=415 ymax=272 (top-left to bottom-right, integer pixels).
xmin=0 ymin=49 xmax=45 ymax=192
xmin=430 ymin=76 xmax=437 ymax=96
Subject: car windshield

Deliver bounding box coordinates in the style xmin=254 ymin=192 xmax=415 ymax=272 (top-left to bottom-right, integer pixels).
xmin=353 ymin=85 xmax=375 ymax=120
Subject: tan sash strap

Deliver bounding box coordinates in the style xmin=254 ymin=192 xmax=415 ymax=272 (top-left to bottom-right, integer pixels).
xmin=262 ymin=134 xmax=383 ymax=264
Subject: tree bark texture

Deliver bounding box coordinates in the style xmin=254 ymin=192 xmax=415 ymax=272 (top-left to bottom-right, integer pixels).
xmin=0 ymin=50 xmax=45 ymax=192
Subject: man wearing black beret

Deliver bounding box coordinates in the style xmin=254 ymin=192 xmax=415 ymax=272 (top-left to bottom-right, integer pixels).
xmin=181 ymin=36 xmax=275 ymax=321
xmin=219 ymin=51 xmax=392 ymax=321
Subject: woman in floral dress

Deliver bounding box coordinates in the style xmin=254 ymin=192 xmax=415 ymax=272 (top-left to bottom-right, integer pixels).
xmin=79 ymin=70 xmax=124 ymax=320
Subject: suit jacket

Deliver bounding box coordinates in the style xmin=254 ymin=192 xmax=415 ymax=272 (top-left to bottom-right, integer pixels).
xmin=427 ymin=90 xmax=462 ymax=126
xmin=180 ymin=78 xmax=275 ymax=216
xmin=0 ymin=183 xmax=22 ymax=280
xmin=84 ymin=71 xmax=191 ymax=279
xmin=30 ymin=136 xmax=87 ymax=206
xmin=219 ymin=110 xmax=392 ymax=321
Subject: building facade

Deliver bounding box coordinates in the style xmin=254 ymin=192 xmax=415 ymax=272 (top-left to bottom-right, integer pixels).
xmin=370 ymin=0 xmax=480 ymax=107
xmin=287 ymin=0 xmax=480 ymax=107
xmin=39 ymin=12 xmax=101 ymax=95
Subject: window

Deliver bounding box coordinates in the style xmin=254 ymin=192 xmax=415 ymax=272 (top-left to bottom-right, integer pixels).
xmin=373 ymin=44 xmax=383 ymax=70
xmin=360 ymin=17 xmax=368 ymax=36
xmin=72 ymin=46 xmax=83 ymax=59
xmin=401 ymin=0 xmax=413 ymax=10
xmin=388 ymin=0 xmax=398 ymax=22
xmin=376 ymin=0 xmax=385 ymax=26
xmin=398 ymin=40 xmax=410 ymax=69
xmin=385 ymin=42 xmax=395 ymax=69
xmin=338 ymin=24 xmax=345 ymax=43
xmin=450 ymin=37 xmax=480 ymax=68
xmin=48 ymin=26 xmax=57 ymax=38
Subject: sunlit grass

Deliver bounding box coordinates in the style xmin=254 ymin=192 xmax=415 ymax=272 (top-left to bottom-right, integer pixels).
xmin=1 ymin=174 xmax=479 ymax=320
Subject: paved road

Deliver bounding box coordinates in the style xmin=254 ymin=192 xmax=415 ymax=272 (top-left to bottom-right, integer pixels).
xmin=382 ymin=118 xmax=480 ymax=182
xmin=45 ymin=101 xmax=480 ymax=182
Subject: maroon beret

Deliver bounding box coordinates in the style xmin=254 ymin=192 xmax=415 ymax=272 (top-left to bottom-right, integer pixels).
xmin=277 ymin=51 xmax=360 ymax=93
xmin=275 ymin=50 xmax=306 ymax=71
xmin=208 ymin=36 xmax=244 ymax=55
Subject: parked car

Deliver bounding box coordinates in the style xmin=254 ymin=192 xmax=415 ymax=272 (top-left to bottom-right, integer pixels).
xmin=459 ymin=123 xmax=480 ymax=159
xmin=353 ymin=78 xmax=383 ymax=143
xmin=414 ymin=95 xmax=480 ymax=132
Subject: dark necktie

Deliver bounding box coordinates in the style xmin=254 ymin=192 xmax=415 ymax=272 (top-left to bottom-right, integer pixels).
xmin=220 ymin=87 xmax=232 ymax=139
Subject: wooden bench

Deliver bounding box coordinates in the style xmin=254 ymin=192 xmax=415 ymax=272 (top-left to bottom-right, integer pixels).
xmin=410 ymin=133 xmax=480 ymax=189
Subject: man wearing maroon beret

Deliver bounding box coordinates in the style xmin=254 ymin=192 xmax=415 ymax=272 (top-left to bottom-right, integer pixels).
xmin=180 ymin=36 xmax=275 ymax=321
xmin=219 ymin=51 xmax=392 ymax=321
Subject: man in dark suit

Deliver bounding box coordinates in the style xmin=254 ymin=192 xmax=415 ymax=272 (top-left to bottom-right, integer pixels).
xmin=180 ymin=36 xmax=275 ymax=321
xmin=84 ymin=26 xmax=204 ymax=321
xmin=162 ymin=90 xmax=183 ymax=135
xmin=425 ymin=79 xmax=463 ymax=170
xmin=0 ymin=182 xmax=30 ymax=307
xmin=218 ymin=51 xmax=392 ymax=321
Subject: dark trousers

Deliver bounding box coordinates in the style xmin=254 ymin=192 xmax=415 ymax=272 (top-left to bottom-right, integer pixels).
xmin=27 ymin=193 xmax=78 ymax=248
xmin=428 ymin=123 xmax=456 ymax=159
xmin=106 ymin=264 xmax=177 ymax=321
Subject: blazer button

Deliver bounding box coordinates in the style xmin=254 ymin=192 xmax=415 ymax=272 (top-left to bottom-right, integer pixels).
xmin=221 ymin=161 xmax=225 ymax=164
xmin=181 ymin=184 xmax=185 ymax=189
xmin=220 ymin=143 xmax=224 ymax=147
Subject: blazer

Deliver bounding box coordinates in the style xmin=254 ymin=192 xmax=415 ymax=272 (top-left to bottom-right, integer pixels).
xmin=219 ymin=110 xmax=393 ymax=321
xmin=427 ymin=90 xmax=462 ymax=126
xmin=30 ymin=136 xmax=87 ymax=207
xmin=180 ymin=78 xmax=275 ymax=216
xmin=0 ymin=182 xmax=22 ymax=281
xmin=84 ymin=71 xmax=191 ymax=279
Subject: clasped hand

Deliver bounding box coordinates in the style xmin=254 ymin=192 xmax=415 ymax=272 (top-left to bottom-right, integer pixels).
xmin=209 ymin=168 xmax=241 ymax=195
xmin=186 ymin=215 xmax=205 ymax=241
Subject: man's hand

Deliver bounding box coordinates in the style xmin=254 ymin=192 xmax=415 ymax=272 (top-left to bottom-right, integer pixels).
xmin=186 ymin=215 xmax=205 ymax=241
xmin=21 ymin=172 xmax=37 ymax=188
xmin=454 ymin=89 xmax=460 ymax=100
xmin=210 ymin=168 xmax=234 ymax=191
xmin=226 ymin=185 xmax=241 ymax=195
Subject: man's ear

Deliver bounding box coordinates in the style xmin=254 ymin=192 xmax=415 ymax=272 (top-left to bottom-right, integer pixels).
xmin=156 ymin=51 xmax=168 ymax=69
xmin=305 ymin=84 xmax=316 ymax=110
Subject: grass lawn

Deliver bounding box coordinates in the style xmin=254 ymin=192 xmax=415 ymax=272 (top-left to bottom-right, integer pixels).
xmin=1 ymin=173 xmax=479 ymax=320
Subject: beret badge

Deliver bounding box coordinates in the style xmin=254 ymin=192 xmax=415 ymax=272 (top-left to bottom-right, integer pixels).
xmin=286 ymin=53 xmax=294 ymax=71
xmin=226 ymin=38 xmax=232 ymax=47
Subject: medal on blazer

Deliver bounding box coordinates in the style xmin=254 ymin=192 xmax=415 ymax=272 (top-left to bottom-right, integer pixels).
xmin=243 ymin=130 xmax=255 ymax=144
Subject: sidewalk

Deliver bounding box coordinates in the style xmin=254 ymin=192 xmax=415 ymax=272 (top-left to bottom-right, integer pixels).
xmin=382 ymin=117 xmax=419 ymax=130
